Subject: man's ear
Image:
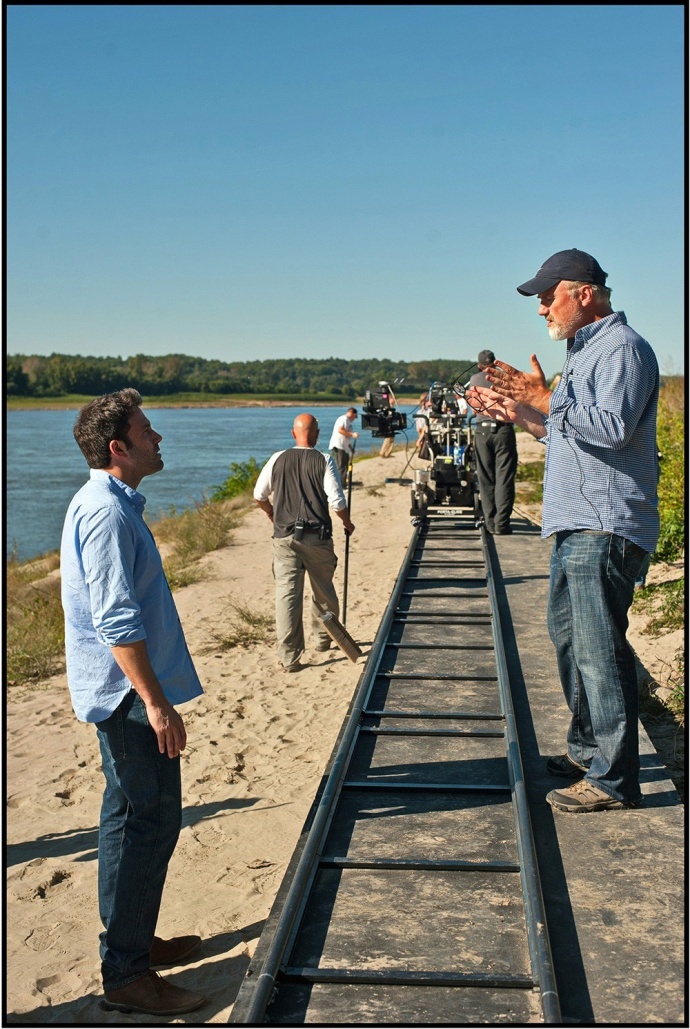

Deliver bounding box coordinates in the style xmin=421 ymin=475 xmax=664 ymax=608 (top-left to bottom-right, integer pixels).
xmin=109 ymin=438 xmax=129 ymax=460
xmin=579 ymin=283 xmax=595 ymax=306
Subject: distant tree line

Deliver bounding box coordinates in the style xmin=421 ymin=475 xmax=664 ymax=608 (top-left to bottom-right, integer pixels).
xmin=5 ymin=353 xmax=477 ymax=398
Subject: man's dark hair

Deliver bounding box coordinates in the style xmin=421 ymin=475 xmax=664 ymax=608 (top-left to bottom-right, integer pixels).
xmin=73 ymin=388 xmax=142 ymax=469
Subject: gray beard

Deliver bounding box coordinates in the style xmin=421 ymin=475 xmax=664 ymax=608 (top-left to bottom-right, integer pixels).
xmin=547 ymin=322 xmax=572 ymax=341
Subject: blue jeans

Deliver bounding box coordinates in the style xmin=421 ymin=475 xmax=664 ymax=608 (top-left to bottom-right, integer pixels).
xmin=547 ymin=531 xmax=647 ymax=805
xmin=95 ymin=690 xmax=182 ymax=990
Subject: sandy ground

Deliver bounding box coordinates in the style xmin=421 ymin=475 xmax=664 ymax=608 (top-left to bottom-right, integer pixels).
xmin=5 ymin=439 xmax=683 ymax=1024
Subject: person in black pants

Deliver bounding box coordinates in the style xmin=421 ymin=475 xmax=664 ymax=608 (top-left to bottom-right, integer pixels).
xmin=468 ymin=350 xmax=518 ymax=534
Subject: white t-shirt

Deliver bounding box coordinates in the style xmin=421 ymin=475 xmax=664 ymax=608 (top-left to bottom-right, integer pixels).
xmin=329 ymin=414 xmax=355 ymax=453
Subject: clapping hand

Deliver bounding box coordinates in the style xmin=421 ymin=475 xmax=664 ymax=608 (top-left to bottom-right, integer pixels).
xmin=484 ymin=355 xmax=551 ymax=414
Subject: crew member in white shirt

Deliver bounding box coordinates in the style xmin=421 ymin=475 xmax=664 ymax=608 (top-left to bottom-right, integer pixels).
xmin=328 ymin=407 xmax=359 ymax=483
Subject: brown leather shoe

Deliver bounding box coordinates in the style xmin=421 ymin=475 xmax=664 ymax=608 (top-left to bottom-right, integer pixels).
xmin=150 ymin=933 xmax=202 ymax=969
xmin=102 ymin=970 xmax=206 ymax=1015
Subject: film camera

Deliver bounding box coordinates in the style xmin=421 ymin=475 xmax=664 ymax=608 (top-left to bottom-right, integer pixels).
xmin=361 ymin=381 xmax=408 ymax=437
xmin=410 ymin=380 xmax=480 ymax=518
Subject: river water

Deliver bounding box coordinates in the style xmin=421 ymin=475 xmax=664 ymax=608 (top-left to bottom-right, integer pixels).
xmin=6 ymin=405 xmax=415 ymax=561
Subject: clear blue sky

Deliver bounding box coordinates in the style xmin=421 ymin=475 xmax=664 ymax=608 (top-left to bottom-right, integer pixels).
xmin=7 ymin=4 xmax=685 ymax=376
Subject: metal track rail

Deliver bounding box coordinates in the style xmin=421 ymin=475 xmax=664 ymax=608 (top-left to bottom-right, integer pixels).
xmin=230 ymin=512 xmax=561 ymax=1025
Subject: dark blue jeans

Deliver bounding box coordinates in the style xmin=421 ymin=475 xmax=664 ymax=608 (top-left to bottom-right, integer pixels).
xmin=547 ymin=531 xmax=647 ymax=805
xmin=95 ymin=690 xmax=182 ymax=990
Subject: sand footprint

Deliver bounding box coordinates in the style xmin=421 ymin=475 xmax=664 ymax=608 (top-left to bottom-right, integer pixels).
xmin=33 ymin=869 xmax=71 ymax=900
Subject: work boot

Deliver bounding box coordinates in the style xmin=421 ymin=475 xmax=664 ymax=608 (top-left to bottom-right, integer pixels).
xmin=547 ymin=780 xmax=639 ymax=813
xmin=102 ymin=970 xmax=206 ymax=1015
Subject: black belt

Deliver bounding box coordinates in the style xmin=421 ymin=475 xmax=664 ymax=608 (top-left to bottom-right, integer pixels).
xmin=476 ymin=421 xmax=510 ymax=429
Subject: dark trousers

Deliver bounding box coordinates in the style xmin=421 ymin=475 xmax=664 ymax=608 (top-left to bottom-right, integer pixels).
xmin=96 ymin=690 xmax=182 ymax=990
xmin=473 ymin=423 xmax=517 ymax=532
xmin=330 ymin=447 xmax=350 ymax=486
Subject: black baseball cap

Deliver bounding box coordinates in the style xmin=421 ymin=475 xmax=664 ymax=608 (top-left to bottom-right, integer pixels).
xmin=477 ymin=350 xmax=495 ymax=366
xmin=517 ymin=249 xmax=608 ymax=296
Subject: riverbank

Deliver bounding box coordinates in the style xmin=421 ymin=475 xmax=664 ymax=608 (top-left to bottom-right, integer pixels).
xmin=5 ymin=442 xmax=684 ymax=1023
xmin=6 ymin=393 xmax=422 ymax=411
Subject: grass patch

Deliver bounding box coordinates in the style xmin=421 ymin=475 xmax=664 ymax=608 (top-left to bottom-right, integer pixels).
xmin=7 ymin=550 xmax=65 ymax=685
xmin=205 ymin=602 xmax=274 ymax=651
xmin=515 ymin=459 xmax=544 ymax=502
xmin=633 ymin=578 xmax=685 ymax=636
xmin=664 ymin=651 xmax=685 ymax=726
xmin=152 ymin=498 xmax=244 ymax=590
xmin=654 ymin=377 xmax=684 ymax=563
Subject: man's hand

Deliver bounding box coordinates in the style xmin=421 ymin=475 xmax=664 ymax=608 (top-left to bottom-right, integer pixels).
xmin=466 ymin=385 xmax=548 ymax=440
xmin=465 ymin=385 xmax=519 ymax=423
xmin=484 ymin=355 xmax=552 ymax=415
xmin=110 ymin=640 xmax=189 ymax=759
xmin=256 ymin=498 xmax=274 ymax=522
xmin=145 ymin=699 xmax=187 ymax=758
xmin=335 ymin=508 xmax=355 ymax=536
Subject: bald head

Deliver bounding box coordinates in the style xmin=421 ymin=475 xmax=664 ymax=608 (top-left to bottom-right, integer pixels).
xmin=292 ymin=413 xmax=319 ymax=448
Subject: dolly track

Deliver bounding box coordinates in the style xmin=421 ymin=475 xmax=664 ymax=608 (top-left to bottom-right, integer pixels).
xmin=230 ymin=512 xmax=561 ymax=1024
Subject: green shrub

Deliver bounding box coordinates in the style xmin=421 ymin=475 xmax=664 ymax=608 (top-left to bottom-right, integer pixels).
xmin=654 ymin=378 xmax=684 ymax=563
xmin=212 ymin=458 xmax=262 ymax=502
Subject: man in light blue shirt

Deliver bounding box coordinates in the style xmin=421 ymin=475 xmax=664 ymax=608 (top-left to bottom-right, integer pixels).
xmin=60 ymin=388 xmax=206 ymax=1016
xmin=466 ymin=249 xmax=658 ymax=814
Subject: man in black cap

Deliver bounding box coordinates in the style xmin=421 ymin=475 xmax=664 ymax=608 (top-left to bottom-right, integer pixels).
xmin=467 ymin=349 xmax=518 ymax=534
xmin=465 ymin=249 xmax=659 ymax=814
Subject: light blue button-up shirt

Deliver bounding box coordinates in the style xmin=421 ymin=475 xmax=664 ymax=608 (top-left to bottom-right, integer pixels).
xmin=60 ymin=470 xmax=203 ymax=722
xmin=539 ymin=312 xmax=660 ymax=552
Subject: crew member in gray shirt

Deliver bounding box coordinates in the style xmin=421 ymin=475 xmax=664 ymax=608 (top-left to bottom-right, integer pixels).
xmin=254 ymin=413 xmax=355 ymax=672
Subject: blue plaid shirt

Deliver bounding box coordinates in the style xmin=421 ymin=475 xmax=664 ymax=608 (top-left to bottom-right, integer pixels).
xmin=539 ymin=312 xmax=659 ymax=552
xmin=60 ymin=470 xmax=203 ymax=722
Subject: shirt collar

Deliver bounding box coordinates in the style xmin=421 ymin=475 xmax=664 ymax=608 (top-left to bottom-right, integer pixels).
xmin=574 ymin=310 xmax=627 ymax=346
xmin=90 ymin=469 xmax=147 ymax=512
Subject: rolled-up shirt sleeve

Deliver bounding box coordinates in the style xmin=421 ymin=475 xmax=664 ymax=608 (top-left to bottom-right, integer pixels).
xmin=80 ymin=505 xmax=147 ymax=647
xmin=253 ymin=452 xmax=280 ymax=502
